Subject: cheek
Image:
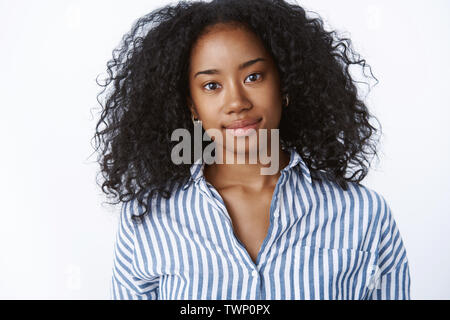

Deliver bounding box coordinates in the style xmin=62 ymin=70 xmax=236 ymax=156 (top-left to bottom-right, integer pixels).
xmin=261 ymin=102 xmax=283 ymax=127
xmin=198 ymin=108 xmax=222 ymax=129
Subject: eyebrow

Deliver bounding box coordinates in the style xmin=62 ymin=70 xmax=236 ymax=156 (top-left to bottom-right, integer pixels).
xmin=194 ymin=57 xmax=266 ymax=78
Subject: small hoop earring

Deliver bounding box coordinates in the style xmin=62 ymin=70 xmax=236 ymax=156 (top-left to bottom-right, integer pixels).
xmin=191 ymin=114 xmax=202 ymax=126
xmin=283 ymin=94 xmax=289 ymax=107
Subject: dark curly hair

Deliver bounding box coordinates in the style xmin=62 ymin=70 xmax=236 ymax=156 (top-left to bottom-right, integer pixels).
xmin=92 ymin=0 xmax=381 ymax=222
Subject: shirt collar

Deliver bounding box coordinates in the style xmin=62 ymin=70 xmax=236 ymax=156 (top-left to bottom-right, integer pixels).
xmin=182 ymin=146 xmax=312 ymax=190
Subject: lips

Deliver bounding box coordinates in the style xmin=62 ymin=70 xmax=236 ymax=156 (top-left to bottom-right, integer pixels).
xmin=224 ymin=118 xmax=262 ymax=129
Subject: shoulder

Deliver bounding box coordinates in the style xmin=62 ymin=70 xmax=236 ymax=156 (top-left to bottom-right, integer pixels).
xmin=310 ymin=171 xmax=391 ymax=221
xmin=118 ymin=198 xmax=144 ymax=235
xmin=118 ymin=193 xmax=158 ymax=230
xmin=121 ymin=185 xmax=188 ymax=225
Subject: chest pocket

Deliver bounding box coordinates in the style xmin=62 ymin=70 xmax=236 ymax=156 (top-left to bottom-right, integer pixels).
xmin=294 ymin=245 xmax=378 ymax=300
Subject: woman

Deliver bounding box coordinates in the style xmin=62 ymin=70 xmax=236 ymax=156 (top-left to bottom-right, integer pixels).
xmin=93 ymin=0 xmax=411 ymax=300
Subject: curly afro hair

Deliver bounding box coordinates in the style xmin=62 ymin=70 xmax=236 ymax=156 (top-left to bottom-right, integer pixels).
xmin=92 ymin=0 xmax=381 ymax=222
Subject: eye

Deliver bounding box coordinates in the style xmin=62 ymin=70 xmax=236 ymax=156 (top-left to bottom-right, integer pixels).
xmin=245 ymin=73 xmax=262 ymax=83
xmin=203 ymin=82 xmax=221 ymax=91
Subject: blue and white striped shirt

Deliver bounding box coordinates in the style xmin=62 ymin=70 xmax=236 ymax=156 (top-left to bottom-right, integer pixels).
xmin=110 ymin=147 xmax=411 ymax=300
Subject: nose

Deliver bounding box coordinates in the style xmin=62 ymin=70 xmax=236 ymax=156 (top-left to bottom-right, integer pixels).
xmin=223 ymin=81 xmax=252 ymax=114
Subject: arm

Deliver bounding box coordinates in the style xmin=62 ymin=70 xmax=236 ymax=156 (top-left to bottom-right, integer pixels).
xmin=366 ymin=195 xmax=411 ymax=300
xmin=110 ymin=200 xmax=159 ymax=300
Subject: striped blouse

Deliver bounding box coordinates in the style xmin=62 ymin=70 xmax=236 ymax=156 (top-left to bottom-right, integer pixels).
xmin=110 ymin=147 xmax=411 ymax=300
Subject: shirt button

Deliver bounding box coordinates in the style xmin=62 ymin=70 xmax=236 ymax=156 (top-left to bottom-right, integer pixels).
xmin=274 ymin=211 xmax=280 ymax=218
xmin=251 ymin=270 xmax=258 ymax=277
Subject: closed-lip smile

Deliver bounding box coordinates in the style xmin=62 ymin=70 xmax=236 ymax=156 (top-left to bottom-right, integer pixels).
xmin=224 ymin=118 xmax=262 ymax=129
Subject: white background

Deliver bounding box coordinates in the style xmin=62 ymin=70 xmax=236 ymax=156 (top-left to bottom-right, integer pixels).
xmin=0 ymin=0 xmax=449 ymax=299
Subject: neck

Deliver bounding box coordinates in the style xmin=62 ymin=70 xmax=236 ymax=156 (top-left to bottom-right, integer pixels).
xmin=204 ymin=143 xmax=291 ymax=191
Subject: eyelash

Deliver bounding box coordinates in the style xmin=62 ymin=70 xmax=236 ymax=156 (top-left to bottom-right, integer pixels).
xmin=203 ymin=73 xmax=262 ymax=91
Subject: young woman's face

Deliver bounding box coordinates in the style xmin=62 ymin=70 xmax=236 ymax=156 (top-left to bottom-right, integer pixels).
xmin=187 ymin=23 xmax=283 ymax=154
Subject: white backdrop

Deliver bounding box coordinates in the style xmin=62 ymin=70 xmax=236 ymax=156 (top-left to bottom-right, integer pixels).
xmin=0 ymin=0 xmax=449 ymax=299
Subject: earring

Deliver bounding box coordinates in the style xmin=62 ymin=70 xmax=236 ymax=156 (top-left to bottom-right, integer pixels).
xmin=283 ymin=94 xmax=290 ymax=107
xmin=191 ymin=114 xmax=202 ymax=126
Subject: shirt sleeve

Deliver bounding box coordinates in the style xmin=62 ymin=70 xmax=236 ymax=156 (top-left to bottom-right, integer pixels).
xmin=110 ymin=200 xmax=159 ymax=300
xmin=366 ymin=195 xmax=411 ymax=300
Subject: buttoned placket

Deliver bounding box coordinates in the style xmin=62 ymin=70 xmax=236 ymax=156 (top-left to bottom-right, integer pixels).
xmin=184 ymin=147 xmax=303 ymax=298
xmin=254 ymin=169 xmax=289 ymax=265
xmin=193 ymin=176 xmax=264 ymax=293
xmin=195 ymin=177 xmax=255 ymax=264
xmin=203 ymin=169 xmax=291 ymax=288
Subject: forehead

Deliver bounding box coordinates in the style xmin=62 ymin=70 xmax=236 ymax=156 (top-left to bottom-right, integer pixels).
xmin=189 ymin=24 xmax=271 ymax=71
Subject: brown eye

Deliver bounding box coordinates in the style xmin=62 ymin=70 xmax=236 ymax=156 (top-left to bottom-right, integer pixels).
xmin=245 ymin=73 xmax=262 ymax=83
xmin=204 ymin=82 xmax=221 ymax=91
